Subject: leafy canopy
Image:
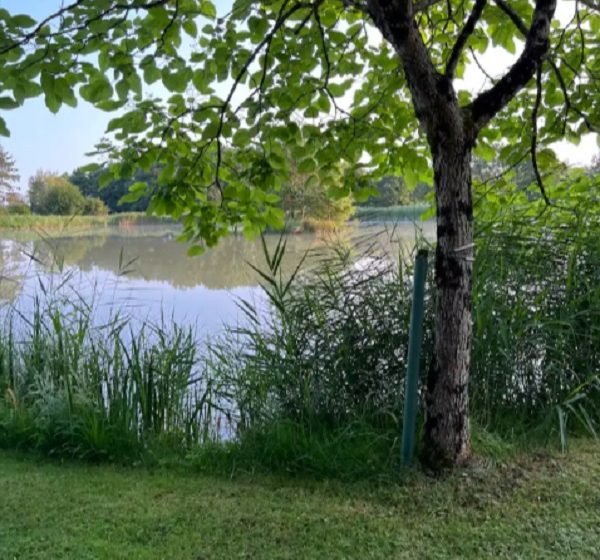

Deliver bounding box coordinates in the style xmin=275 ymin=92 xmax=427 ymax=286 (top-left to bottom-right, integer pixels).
xmin=0 ymin=0 xmax=598 ymax=248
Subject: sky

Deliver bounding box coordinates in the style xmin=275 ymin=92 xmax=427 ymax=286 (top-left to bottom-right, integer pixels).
xmin=1 ymin=0 xmax=597 ymax=194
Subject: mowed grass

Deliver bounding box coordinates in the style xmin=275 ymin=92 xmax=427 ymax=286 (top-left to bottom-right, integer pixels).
xmin=1 ymin=442 xmax=599 ymax=559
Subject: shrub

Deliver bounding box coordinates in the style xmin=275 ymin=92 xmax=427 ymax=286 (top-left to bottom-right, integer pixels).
xmin=42 ymin=182 xmax=84 ymax=215
xmin=28 ymin=171 xmax=85 ymax=215
xmin=82 ymin=196 xmax=109 ymax=216
xmin=6 ymin=201 xmax=30 ymax=215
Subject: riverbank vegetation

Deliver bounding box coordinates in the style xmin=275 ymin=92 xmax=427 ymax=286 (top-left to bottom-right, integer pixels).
xmin=0 ymin=212 xmax=173 ymax=231
xmin=0 ymin=177 xmax=598 ymax=477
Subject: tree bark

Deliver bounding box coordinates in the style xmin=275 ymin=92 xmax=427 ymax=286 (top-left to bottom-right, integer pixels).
xmin=422 ymin=139 xmax=474 ymax=469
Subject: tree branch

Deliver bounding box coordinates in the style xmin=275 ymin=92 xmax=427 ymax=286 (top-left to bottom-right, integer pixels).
xmin=530 ymin=65 xmax=551 ymax=206
xmin=465 ymin=0 xmax=557 ymax=136
xmin=0 ymin=0 xmax=173 ymax=55
xmin=445 ymin=0 xmax=487 ymax=79
xmin=366 ymin=0 xmax=441 ymax=129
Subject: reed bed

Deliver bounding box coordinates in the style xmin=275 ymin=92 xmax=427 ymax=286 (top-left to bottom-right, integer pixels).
xmin=0 ymin=207 xmax=598 ymax=476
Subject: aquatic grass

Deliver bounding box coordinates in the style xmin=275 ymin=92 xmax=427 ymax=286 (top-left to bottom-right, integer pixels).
xmin=0 ymin=202 xmax=598 ymax=477
xmin=0 ymin=296 xmax=217 ymax=462
xmin=0 ymin=212 xmax=173 ymax=231
xmin=470 ymin=213 xmax=600 ymax=445
xmin=206 ymin=208 xmax=600 ymax=473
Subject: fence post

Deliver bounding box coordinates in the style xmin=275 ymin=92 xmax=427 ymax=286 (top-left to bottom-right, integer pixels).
xmin=401 ymin=249 xmax=428 ymax=466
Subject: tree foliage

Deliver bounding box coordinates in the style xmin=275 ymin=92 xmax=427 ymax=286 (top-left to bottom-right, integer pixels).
xmin=1 ymin=0 xmax=597 ymax=248
xmin=28 ymin=171 xmax=107 ymax=216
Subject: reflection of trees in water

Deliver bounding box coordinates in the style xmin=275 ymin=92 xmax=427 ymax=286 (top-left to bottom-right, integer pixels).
xmin=21 ymin=223 xmax=433 ymax=290
xmin=32 ymin=232 xmax=325 ymax=289
xmin=0 ymin=239 xmax=36 ymax=301
xmin=33 ymin=235 xmax=108 ymax=269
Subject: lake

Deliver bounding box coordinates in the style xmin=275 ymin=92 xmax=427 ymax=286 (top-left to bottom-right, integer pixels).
xmin=0 ymin=222 xmax=434 ymax=338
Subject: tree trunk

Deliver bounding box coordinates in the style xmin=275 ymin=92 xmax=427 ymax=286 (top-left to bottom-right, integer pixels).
xmin=421 ymin=141 xmax=474 ymax=470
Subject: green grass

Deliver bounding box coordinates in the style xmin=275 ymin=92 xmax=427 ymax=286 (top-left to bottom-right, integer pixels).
xmin=0 ymin=212 xmax=174 ymax=231
xmin=1 ymin=441 xmax=599 ymax=559
xmin=354 ymin=204 xmax=430 ymax=223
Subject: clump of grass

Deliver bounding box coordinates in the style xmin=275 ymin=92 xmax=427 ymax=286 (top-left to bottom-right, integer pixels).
xmin=0 ymin=296 xmax=218 ymax=463
xmin=211 ymin=233 xmax=431 ymax=431
xmin=471 ymin=212 xmax=600 ymax=447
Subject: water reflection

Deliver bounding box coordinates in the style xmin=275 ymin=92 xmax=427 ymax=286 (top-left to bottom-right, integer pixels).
xmin=0 ymin=222 xmax=434 ymax=336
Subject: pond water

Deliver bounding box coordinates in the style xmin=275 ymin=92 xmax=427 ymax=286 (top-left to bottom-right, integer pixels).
xmin=0 ymin=222 xmax=434 ymax=337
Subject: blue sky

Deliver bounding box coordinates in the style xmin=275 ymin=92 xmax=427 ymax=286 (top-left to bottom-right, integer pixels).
xmin=1 ymin=1 xmax=597 ymax=193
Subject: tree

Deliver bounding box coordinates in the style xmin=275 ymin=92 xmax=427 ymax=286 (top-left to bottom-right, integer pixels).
xmin=82 ymin=196 xmax=109 ymax=216
xmin=1 ymin=0 xmax=599 ymax=468
xmin=5 ymin=191 xmax=30 ymax=214
xmin=280 ymin=158 xmax=354 ymax=224
xmin=28 ymin=171 xmax=85 ymax=215
xmin=0 ymin=146 xmax=19 ymax=205
xmin=70 ymin=165 xmax=156 ymax=213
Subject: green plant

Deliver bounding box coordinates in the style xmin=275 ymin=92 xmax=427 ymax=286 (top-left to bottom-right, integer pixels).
xmin=6 ymin=201 xmax=30 ymax=215
xmin=28 ymin=171 xmax=85 ymax=216
xmin=82 ymin=196 xmax=108 ymax=216
xmin=0 ymin=290 xmax=218 ymax=462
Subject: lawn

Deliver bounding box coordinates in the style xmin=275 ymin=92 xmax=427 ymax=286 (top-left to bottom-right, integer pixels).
xmin=1 ymin=443 xmax=599 ymax=559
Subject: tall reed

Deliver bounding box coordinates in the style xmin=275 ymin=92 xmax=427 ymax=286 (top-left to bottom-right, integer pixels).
xmin=0 ymin=297 xmax=218 ymax=461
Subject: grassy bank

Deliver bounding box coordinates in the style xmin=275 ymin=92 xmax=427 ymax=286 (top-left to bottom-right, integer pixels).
xmin=354 ymin=204 xmax=430 ymax=223
xmin=0 ymin=212 xmax=174 ymax=231
xmin=1 ymin=442 xmax=599 ymax=559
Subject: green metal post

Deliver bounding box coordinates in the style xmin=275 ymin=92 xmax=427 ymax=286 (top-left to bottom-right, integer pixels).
xmin=401 ymin=249 xmax=429 ymax=466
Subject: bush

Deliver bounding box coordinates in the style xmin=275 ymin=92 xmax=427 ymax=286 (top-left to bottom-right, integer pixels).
xmin=42 ymin=182 xmax=84 ymax=215
xmin=28 ymin=171 xmax=85 ymax=215
xmin=82 ymin=196 xmax=108 ymax=216
xmin=6 ymin=201 xmax=30 ymax=215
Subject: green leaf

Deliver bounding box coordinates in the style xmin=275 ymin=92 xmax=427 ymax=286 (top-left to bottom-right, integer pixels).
xmin=200 ymin=1 xmax=217 ymax=18
xmin=11 ymin=14 xmax=36 ymax=27
xmin=80 ymin=75 xmax=113 ymax=103
xmin=232 ymin=128 xmax=252 ymax=148
xmin=297 ymin=158 xmax=317 ymax=173
xmin=475 ymin=143 xmax=496 ymax=162
xmin=162 ymin=67 xmax=191 ymax=93
xmin=183 ymin=20 xmax=198 ymax=38
xmin=0 ymin=117 xmax=10 ymax=137
xmin=187 ymin=245 xmax=205 ymax=257
xmin=44 ymin=93 xmax=61 ymax=114
xmin=0 ymin=97 xmax=19 ymax=110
